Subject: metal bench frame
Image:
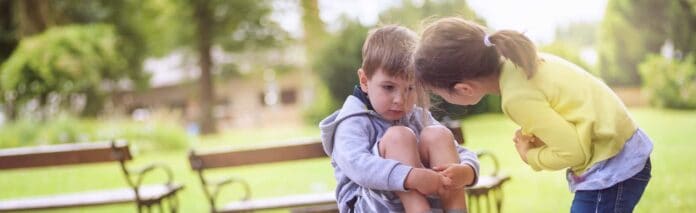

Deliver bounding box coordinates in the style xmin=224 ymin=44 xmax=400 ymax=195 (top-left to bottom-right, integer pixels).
xmin=0 ymin=140 xmax=183 ymax=212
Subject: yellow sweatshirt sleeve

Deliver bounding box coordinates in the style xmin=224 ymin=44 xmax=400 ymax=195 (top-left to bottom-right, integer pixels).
xmin=504 ymin=96 xmax=588 ymax=171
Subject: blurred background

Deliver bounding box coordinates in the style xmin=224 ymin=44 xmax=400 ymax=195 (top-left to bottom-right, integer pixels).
xmin=0 ymin=0 xmax=694 ymax=212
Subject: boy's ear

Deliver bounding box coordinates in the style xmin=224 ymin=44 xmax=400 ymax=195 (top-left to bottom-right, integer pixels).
xmin=453 ymin=82 xmax=474 ymax=96
xmin=358 ymin=68 xmax=368 ymax=92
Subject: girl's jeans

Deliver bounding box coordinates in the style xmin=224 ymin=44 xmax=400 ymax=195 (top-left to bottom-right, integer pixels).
xmin=571 ymin=158 xmax=651 ymax=213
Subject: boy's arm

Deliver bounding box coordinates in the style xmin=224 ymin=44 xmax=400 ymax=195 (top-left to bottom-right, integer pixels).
xmin=332 ymin=117 xmax=412 ymax=191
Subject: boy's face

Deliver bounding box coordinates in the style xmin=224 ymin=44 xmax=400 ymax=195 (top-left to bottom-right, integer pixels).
xmin=358 ymin=68 xmax=416 ymax=121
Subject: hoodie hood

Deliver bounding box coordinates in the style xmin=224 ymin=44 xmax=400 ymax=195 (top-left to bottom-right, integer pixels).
xmin=319 ymin=95 xmax=374 ymax=156
xmin=319 ymin=95 xmax=427 ymax=156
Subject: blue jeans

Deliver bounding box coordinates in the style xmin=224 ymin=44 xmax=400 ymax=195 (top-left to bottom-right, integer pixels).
xmin=571 ymin=158 xmax=651 ymax=213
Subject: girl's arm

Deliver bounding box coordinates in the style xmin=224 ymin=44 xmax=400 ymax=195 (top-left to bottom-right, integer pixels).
xmin=504 ymin=96 xmax=589 ymax=171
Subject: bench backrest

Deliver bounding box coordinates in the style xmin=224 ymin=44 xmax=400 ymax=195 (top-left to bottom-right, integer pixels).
xmin=189 ymin=121 xmax=465 ymax=171
xmin=0 ymin=140 xmax=131 ymax=170
xmin=189 ymin=138 xmax=325 ymax=170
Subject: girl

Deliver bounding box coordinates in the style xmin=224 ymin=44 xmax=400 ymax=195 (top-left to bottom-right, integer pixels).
xmin=413 ymin=17 xmax=652 ymax=212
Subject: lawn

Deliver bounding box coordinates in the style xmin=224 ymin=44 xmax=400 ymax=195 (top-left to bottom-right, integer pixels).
xmin=1 ymin=108 xmax=694 ymax=212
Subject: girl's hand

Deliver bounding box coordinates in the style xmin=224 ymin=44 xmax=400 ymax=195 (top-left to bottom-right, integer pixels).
xmin=513 ymin=129 xmax=536 ymax=144
xmin=432 ymin=164 xmax=475 ymax=189
xmin=513 ymin=128 xmax=544 ymax=163
xmin=514 ymin=138 xmax=533 ymax=163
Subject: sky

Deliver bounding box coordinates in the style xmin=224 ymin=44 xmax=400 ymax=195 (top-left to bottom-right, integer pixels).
xmin=272 ymin=0 xmax=608 ymax=44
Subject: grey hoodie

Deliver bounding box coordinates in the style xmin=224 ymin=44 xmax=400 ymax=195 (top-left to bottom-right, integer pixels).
xmin=319 ymin=95 xmax=480 ymax=212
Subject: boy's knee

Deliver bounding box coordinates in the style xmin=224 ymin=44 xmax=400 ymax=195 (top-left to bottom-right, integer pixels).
xmin=382 ymin=126 xmax=417 ymax=145
xmin=420 ymin=125 xmax=454 ymax=146
xmin=380 ymin=126 xmax=417 ymax=152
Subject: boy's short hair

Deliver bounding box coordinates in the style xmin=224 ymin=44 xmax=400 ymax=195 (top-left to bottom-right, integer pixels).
xmin=361 ymin=25 xmax=418 ymax=80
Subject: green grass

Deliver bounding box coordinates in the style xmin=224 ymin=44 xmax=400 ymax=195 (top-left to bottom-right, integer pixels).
xmin=461 ymin=108 xmax=696 ymax=212
xmin=1 ymin=108 xmax=694 ymax=212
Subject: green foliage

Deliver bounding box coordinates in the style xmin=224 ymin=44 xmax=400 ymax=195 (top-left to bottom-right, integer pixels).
xmin=0 ymin=114 xmax=190 ymax=151
xmin=669 ymin=0 xmax=696 ymax=56
xmin=429 ymin=95 xmax=502 ymax=121
xmin=639 ymin=54 xmax=696 ymax=109
xmin=379 ymin=0 xmax=486 ymax=30
xmin=172 ymin=0 xmax=288 ymax=52
xmin=598 ymin=0 xmax=695 ymax=86
xmin=555 ymin=22 xmax=598 ymax=47
xmin=0 ymin=24 xmax=147 ymax=116
xmin=313 ymin=21 xmax=367 ymax=106
xmin=303 ymin=81 xmax=338 ymax=125
xmin=540 ymin=41 xmax=596 ymax=75
xmin=310 ymin=0 xmax=494 ymax=121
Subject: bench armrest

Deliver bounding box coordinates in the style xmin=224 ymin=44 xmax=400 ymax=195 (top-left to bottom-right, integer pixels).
xmin=211 ymin=176 xmax=252 ymax=201
xmin=476 ymin=150 xmax=501 ymax=176
xmin=194 ymin=169 xmax=252 ymax=210
xmin=128 ymin=163 xmax=176 ymax=187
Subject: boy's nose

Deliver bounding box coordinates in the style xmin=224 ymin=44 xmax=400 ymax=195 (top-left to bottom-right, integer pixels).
xmin=392 ymin=91 xmax=406 ymax=104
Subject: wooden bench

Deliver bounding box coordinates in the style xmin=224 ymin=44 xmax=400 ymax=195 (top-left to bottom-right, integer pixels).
xmin=0 ymin=140 xmax=184 ymax=212
xmin=189 ymin=122 xmax=508 ymax=213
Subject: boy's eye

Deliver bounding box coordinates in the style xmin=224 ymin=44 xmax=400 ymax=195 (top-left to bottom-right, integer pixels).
xmin=407 ymin=86 xmax=415 ymax=91
xmin=382 ymin=85 xmax=394 ymax=91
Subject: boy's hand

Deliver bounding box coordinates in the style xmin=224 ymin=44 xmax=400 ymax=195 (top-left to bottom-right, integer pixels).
xmin=432 ymin=164 xmax=475 ymax=189
xmin=404 ymin=168 xmax=447 ymax=195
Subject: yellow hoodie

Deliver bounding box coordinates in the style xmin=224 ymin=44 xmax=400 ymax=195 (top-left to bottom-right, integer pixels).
xmin=499 ymin=53 xmax=637 ymax=175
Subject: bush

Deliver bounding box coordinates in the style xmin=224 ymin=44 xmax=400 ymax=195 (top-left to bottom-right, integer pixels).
xmin=0 ymin=114 xmax=190 ymax=151
xmin=639 ymin=54 xmax=696 ymax=109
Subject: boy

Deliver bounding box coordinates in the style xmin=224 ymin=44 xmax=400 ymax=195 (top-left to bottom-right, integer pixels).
xmin=319 ymin=25 xmax=479 ymax=213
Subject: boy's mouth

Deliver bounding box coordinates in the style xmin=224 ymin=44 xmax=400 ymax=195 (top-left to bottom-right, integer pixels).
xmin=388 ymin=109 xmax=404 ymax=114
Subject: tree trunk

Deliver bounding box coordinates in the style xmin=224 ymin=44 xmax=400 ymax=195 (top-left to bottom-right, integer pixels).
xmin=15 ymin=0 xmax=54 ymax=38
xmin=194 ymin=0 xmax=216 ymax=134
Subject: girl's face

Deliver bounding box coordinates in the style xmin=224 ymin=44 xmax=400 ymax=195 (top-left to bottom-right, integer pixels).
xmin=359 ymin=69 xmax=416 ymax=121
xmin=431 ymin=82 xmax=486 ymax=106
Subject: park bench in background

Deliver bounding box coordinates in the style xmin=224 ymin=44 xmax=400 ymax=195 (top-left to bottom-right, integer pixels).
xmin=189 ymin=121 xmax=508 ymax=213
xmin=0 ymin=140 xmax=183 ymax=212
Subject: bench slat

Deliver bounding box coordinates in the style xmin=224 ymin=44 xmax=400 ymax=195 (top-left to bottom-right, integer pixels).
xmin=0 ymin=141 xmax=131 ymax=170
xmin=0 ymin=184 xmax=183 ymax=211
xmin=191 ymin=139 xmax=326 ymax=170
xmin=467 ymin=175 xmax=510 ymax=196
xmin=217 ymin=174 xmax=509 ymax=212
xmin=220 ymin=192 xmax=335 ymax=213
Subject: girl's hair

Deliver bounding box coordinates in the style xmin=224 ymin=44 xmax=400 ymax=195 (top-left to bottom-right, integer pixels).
xmin=414 ymin=17 xmax=539 ymax=91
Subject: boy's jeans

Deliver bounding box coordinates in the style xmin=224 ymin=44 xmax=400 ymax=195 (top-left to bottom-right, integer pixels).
xmin=571 ymin=158 xmax=651 ymax=213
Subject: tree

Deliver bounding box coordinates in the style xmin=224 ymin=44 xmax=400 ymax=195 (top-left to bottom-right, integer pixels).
xmin=0 ymin=25 xmax=138 ymax=119
xmin=301 ymin=0 xmax=327 ymax=53
xmin=0 ymin=0 xmax=179 ymax=119
xmin=174 ymin=0 xmax=287 ymax=134
xmin=313 ymin=21 xmax=367 ymax=106
xmin=598 ymin=0 xmax=694 ymax=86
xmin=312 ymin=0 xmax=490 ymax=121
xmin=541 ymin=42 xmax=594 ymax=75
xmin=379 ymin=0 xmax=486 ymax=30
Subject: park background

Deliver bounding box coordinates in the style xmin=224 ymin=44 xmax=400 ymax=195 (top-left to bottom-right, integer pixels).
xmin=0 ymin=0 xmax=694 ymax=212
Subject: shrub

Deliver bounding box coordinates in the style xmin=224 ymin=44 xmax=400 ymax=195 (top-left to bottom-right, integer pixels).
xmin=638 ymin=54 xmax=696 ymax=109
xmin=0 ymin=114 xmax=190 ymax=151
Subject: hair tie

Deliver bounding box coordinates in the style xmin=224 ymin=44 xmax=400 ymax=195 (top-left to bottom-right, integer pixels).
xmin=483 ymin=34 xmax=495 ymax=47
